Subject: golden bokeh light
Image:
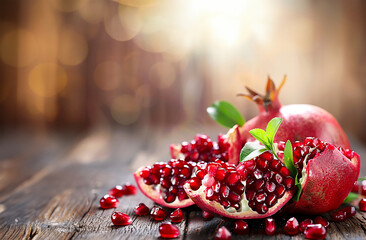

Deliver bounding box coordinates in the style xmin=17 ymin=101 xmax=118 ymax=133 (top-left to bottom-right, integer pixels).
xmin=94 ymin=61 xmax=121 ymax=91
xmin=28 ymin=63 xmax=68 ymax=98
xmin=104 ymin=4 xmax=142 ymax=42
xmin=58 ymin=29 xmax=88 ymax=66
xmin=110 ymin=94 xmax=141 ymax=125
xmin=49 ymin=0 xmax=86 ymax=12
xmin=114 ymin=0 xmax=160 ymax=8
xmin=79 ymin=0 xmax=106 ymax=24
xmin=149 ymin=61 xmax=176 ymax=89
xmin=0 ymin=29 xmax=38 ymax=67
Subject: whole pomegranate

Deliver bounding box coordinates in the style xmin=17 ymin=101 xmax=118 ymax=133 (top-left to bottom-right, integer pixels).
xmin=237 ymin=76 xmax=351 ymax=163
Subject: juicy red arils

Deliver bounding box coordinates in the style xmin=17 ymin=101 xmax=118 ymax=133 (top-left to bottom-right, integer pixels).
xmin=234 ymin=220 xmax=249 ymax=234
xmin=121 ymin=183 xmax=137 ymax=195
xmin=299 ymin=219 xmax=313 ymax=233
xmin=344 ymin=206 xmax=356 ymax=218
xmin=284 ymin=217 xmax=299 ymax=235
xmin=359 ymin=198 xmax=366 ymax=211
xmin=100 ymin=195 xmax=119 ymax=209
xmin=111 ymin=212 xmax=132 ymax=226
xmin=304 ymin=224 xmax=327 ymax=239
xmin=314 ymin=216 xmax=329 ymax=228
xmin=215 ymin=226 xmax=231 ymax=240
xmin=331 ymin=210 xmax=346 ymax=222
xmin=108 ymin=185 xmax=124 ymax=198
xmin=265 ymin=218 xmax=276 ymax=235
xmin=150 ymin=206 xmax=167 ymax=221
xmin=134 ymin=203 xmax=149 ymax=216
xmin=170 ymin=208 xmax=184 ymax=223
xmin=202 ymin=211 xmax=214 ymax=220
xmin=159 ymin=222 xmax=180 ymax=238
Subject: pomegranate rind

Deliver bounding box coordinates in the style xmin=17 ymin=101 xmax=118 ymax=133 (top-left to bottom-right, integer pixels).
xmin=290 ymin=147 xmax=360 ymax=214
xmin=226 ymin=125 xmax=242 ymax=165
xmin=134 ymin=167 xmax=194 ymax=208
xmin=183 ymin=182 xmax=293 ymax=219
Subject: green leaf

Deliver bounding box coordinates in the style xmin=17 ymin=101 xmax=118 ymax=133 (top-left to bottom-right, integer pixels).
xmin=343 ymin=192 xmax=360 ymax=203
xmin=284 ymin=141 xmax=297 ymax=177
xmin=207 ymin=101 xmax=245 ymax=128
xmin=249 ymin=128 xmax=271 ymax=149
xmin=294 ymin=175 xmax=302 ymax=201
xmin=358 ymin=177 xmax=366 ymax=181
xmin=239 ymin=142 xmax=267 ymax=162
xmin=266 ymin=117 xmax=283 ymax=143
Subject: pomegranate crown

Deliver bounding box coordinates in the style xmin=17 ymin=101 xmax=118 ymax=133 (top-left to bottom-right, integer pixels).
xmin=238 ymin=75 xmax=287 ymax=112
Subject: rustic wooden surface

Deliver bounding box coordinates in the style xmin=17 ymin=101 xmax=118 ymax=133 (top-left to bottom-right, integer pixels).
xmin=0 ymin=127 xmax=365 ymax=240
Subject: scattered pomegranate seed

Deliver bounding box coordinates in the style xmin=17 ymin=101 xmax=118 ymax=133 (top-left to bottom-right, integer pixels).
xmin=359 ymin=198 xmax=366 ymax=211
xmin=108 ymin=185 xmax=124 ymax=198
xmin=344 ymin=206 xmax=356 ymax=218
xmin=331 ymin=210 xmax=347 ymax=222
xmin=150 ymin=206 xmax=167 ymax=221
xmin=134 ymin=203 xmax=149 ymax=216
xmin=284 ymin=217 xmax=299 ymax=235
xmin=170 ymin=208 xmax=184 ymax=223
xmin=100 ymin=195 xmax=119 ymax=209
xmin=314 ymin=216 xmax=329 ymax=228
xmin=362 ymin=181 xmax=366 ymax=196
xmin=121 ymin=183 xmax=137 ymax=195
xmin=352 ymin=182 xmax=360 ymax=193
xmin=202 ymin=211 xmax=214 ymax=220
xmin=159 ymin=222 xmax=180 ymax=238
xmin=304 ymin=224 xmax=327 ymax=239
xmin=299 ymin=219 xmax=313 ymax=233
xmin=265 ymin=218 xmax=276 ymax=235
xmin=234 ymin=220 xmax=249 ymax=234
xmin=215 ymin=226 xmax=231 ymax=240
xmin=111 ymin=212 xmax=132 ymax=226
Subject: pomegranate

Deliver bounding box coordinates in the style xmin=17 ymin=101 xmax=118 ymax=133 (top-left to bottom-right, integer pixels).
xmin=234 ymin=220 xmax=249 ymax=234
xmin=314 ymin=216 xmax=329 ymax=228
xmin=299 ymin=219 xmax=313 ymax=233
xmin=100 ymin=195 xmax=119 ymax=209
xmin=265 ymin=218 xmax=276 ymax=235
xmin=304 ymin=224 xmax=327 ymax=239
xmin=215 ymin=226 xmax=231 ymax=240
xmin=159 ymin=222 xmax=180 ymax=238
xmin=359 ymin=198 xmax=366 ymax=211
xmin=284 ymin=217 xmax=299 ymax=235
xmin=184 ymin=153 xmax=295 ymax=219
xmin=111 ymin=212 xmax=132 ymax=226
xmin=237 ymin=76 xmax=351 ymax=159
xmin=134 ymin=203 xmax=149 ymax=216
xmin=170 ymin=208 xmax=184 ymax=223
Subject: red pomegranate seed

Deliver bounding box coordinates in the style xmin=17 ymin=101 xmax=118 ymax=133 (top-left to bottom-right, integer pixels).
xmin=150 ymin=206 xmax=167 ymax=221
xmin=352 ymin=182 xmax=360 ymax=193
xmin=159 ymin=222 xmax=180 ymax=238
xmin=134 ymin=203 xmax=149 ymax=216
xmin=202 ymin=211 xmax=214 ymax=220
xmin=100 ymin=195 xmax=119 ymax=209
xmin=299 ymin=219 xmax=313 ymax=233
xmin=314 ymin=216 xmax=329 ymax=228
xmin=215 ymin=226 xmax=231 ymax=240
xmin=111 ymin=212 xmax=132 ymax=226
xmin=234 ymin=220 xmax=249 ymax=234
xmin=108 ymin=185 xmax=124 ymax=198
xmin=170 ymin=208 xmax=184 ymax=223
xmin=304 ymin=224 xmax=327 ymax=239
xmin=359 ymin=198 xmax=366 ymax=211
xmin=265 ymin=218 xmax=276 ymax=235
xmin=284 ymin=217 xmax=299 ymax=235
xmin=344 ymin=206 xmax=356 ymax=218
xmin=225 ymin=172 xmax=239 ymax=186
xmin=121 ymin=183 xmax=137 ymax=195
xmin=331 ymin=210 xmax=346 ymax=222
xmin=189 ymin=177 xmax=201 ymax=190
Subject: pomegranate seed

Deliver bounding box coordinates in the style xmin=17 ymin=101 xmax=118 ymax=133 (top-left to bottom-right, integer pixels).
xmin=314 ymin=216 xmax=329 ymax=228
xmin=159 ymin=222 xmax=180 ymax=238
xmin=284 ymin=217 xmax=299 ymax=235
xmin=279 ymin=166 xmax=291 ymax=176
xmin=274 ymin=184 xmax=285 ymax=197
xmin=202 ymin=211 xmax=214 ymax=220
xmin=331 ymin=210 xmax=346 ymax=222
xmin=134 ymin=203 xmax=149 ymax=216
xmin=170 ymin=208 xmax=184 ymax=223
xmin=265 ymin=182 xmax=276 ymax=193
xmin=352 ymin=182 xmax=360 ymax=193
xmin=150 ymin=206 xmax=167 ymax=221
xmin=225 ymin=172 xmax=240 ymax=186
xmin=234 ymin=220 xmax=249 ymax=234
xmin=265 ymin=218 xmax=276 ymax=235
xmin=111 ymin=212 xmax=132 ymax=226
xmin=344 ymin=206 xmax=356 ymax=218
xmin=203 ymin=175 xmax=215 ymax=188
xmin=189 ymin=177 xmax=201 ymax=190
xmin=215 ymin=226 xmax=231 ymax=240
xmin=216 ymin=168 xmax=226 ymax=181
xmin=299 ymin=219 xmax=313 ymax=233
xmin=108 ymin=185 xmax=124 ymax=198
xmin=261 ymin=151 xmax=273 ymax=161
xmin=304 ymin=224 xmax=327 ymax=239
xmin=359 ymin=198 xmax=366 ymax=211
xmin=140 ymin=167 xmax=150 ymax=178
xmin=100 ymin=195 xmax=119 ymax=209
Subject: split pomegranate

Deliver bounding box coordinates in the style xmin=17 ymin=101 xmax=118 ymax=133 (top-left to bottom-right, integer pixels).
xmin=234 ymin=220 xmax=249 ymax=234
xmin=184 ymin=152 xmax=295 ymax=219
xmin=111 ymin=212 xmax=132 ymax=226
xmin=284 ymin=217 xmax=299 ymax=235
xmin=265 ymin=218 xmax=276 ymax=235
xmin=215 ymin=226 xmax=231 ymax=240
xmin=304 ymin=224 xmax=327 ymax=239
xmin=100 ymin=195 xmax=119 ymax=209
xmin=134 ymin=203 xmax=149 ymax=216
xmin=299 ymin=219 xmax=313 ymax=233
xmin=170 ymin=208 xmax=184 ymax=223
xmin=159 ymin=222 xmax=180 ymax=238
xmin=314 ymin=216 xmax=329 ymax=228
xmin=150 ymin=206 xmax=167 ymax=221
xmin=202 ymin=211 xmax=214 ymax=220
xmin=238 ymin=76 xmax=351 ymax=156
xmin=359 ymin=198 xmax=366 ymax=211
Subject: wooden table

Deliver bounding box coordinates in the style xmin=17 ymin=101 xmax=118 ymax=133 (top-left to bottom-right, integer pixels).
xmin=0 ymin=127 xmax=365 ymax=239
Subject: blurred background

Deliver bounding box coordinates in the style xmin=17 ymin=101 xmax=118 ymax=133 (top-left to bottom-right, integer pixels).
xmin=0 ymin=0 xmax=366 ymax=143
